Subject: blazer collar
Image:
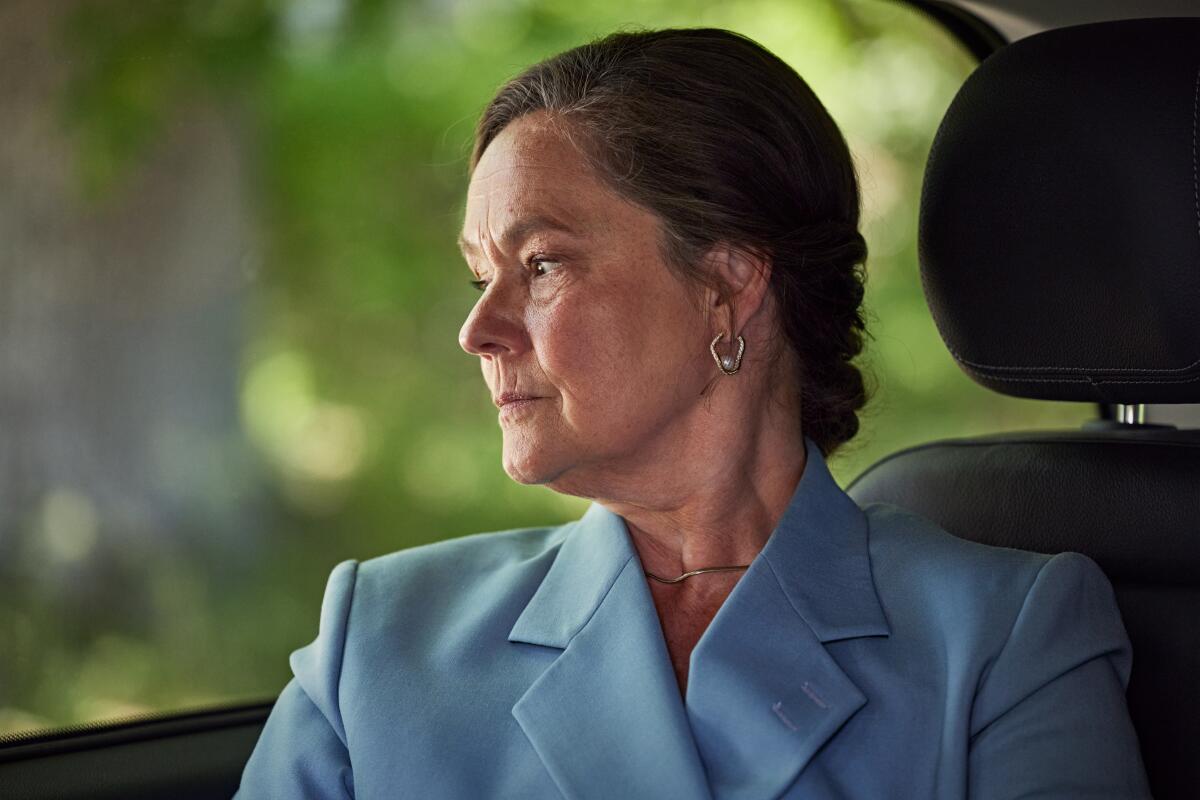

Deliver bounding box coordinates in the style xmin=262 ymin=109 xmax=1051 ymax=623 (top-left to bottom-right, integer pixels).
xmin=509 ymin=435 xmax=888 ymax=647
xmin=506 ymin=499 xmax=636 ymax=649
xmin=507 ymin=435 xmax=889 ymax=800
xmin=758 ymin=434 xmax=889 ymax=642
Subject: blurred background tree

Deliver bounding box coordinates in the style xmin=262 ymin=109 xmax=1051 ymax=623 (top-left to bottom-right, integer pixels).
xmin=0 ymin=0 xmax=1086 ymax=735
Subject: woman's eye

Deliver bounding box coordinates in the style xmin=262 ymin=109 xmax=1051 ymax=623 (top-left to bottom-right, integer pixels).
xmin=531 ymin=257 xmax=562 ymax=276
xmin=469 ymin=278 xmax=489 ymax=292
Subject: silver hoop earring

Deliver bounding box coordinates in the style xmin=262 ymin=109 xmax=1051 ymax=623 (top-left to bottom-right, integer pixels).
xmin=710 ymin=332 xmax=745 ymax=375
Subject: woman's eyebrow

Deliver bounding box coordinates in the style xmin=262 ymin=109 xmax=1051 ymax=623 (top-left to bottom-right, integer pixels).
xmin=456 ymin=215 xmax=583 ymax=257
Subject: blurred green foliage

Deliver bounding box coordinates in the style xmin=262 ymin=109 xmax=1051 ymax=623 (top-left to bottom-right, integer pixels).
xmin=0 ymin=0 xmax=1089 ymax=736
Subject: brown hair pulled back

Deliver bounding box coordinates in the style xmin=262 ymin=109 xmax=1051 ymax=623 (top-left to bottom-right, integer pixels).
xmin=470 ymin=27 xmax=870 ymax=458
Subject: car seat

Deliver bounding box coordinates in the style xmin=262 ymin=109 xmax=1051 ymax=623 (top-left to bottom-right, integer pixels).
xmin=846 ymin=17 xmax=1200 ymax=800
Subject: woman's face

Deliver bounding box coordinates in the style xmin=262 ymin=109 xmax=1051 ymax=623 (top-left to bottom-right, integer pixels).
xmin=458 ymin=112 xmax=716 ymax=492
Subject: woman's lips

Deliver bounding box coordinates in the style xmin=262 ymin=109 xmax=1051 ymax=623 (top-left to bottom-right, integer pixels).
xmin=495 ymin=391 xmax=541 ymax=407
xmin=498 ymin=397 xmax=542 ymax=416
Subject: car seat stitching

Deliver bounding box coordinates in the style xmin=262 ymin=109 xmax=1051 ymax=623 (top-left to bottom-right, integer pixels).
xmin=947 ymin=349 xmax=1200 ymax=374
xmin=1193 ymin=64 xmax=1199 ymax=246
xmin=955 ymin=368 xmax=1200 ymax=385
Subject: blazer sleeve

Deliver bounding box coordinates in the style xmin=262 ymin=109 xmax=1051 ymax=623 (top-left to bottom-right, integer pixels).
xmin=234 ymin=559 xmax=360 ymax=799
xmin=966 ymin=551 xmax=1151 ymax=799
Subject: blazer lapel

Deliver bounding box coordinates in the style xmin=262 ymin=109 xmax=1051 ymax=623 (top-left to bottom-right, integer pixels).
xmin=685 ymin=436 xmax=891 ymax=800
xmin=509 ymin=503 xmax=712 ymax=800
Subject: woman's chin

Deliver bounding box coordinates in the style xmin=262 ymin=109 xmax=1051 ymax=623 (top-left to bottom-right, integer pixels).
xmin=501 ymin=447 xmax=557 ymax=485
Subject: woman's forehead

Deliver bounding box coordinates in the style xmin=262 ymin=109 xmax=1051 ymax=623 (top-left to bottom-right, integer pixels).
xmin=462 ymin=122 xmax=642 ymax=249
xmin=469 ymin=120 xmax=596 ymax=200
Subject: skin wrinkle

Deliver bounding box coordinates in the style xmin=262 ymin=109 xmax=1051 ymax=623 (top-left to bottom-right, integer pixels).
xmin=458 ymin=112 xmax=808 ymax=693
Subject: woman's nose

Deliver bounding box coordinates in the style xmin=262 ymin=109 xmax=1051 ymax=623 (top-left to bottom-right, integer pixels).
xmin=458 ymin=281 xmax=527 ymax=358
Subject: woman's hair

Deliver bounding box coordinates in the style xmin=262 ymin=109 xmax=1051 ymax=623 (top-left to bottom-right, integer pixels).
xmin=470 ymin=27 xmax=870 ymax=458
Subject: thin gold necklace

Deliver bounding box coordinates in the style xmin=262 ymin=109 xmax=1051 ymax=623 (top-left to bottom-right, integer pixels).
xmin=644 ymin=564 xmax=750 ymax=584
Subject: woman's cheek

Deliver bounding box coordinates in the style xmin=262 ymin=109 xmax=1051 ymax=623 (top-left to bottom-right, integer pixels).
xmin=540 ymin=293 xmax=622 ymax=393
xmin=538 ymin=303 xmax=585 ymax=378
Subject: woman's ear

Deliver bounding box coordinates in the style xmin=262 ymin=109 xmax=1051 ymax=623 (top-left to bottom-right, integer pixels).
xmin=705 ymin=243 xmax=773 ymax=334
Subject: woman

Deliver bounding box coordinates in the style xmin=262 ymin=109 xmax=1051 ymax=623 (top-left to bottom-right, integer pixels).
xmin=235 ymin=28 xmax=1149 ymax=799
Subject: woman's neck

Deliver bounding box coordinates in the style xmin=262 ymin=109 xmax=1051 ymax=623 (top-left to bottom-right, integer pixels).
xmin=601 ymin=387 xmax=807 ymax=578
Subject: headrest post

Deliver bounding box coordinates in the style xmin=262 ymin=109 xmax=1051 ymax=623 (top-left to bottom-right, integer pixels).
xmin=1116 ymin=404 xmax=1146 ymax=425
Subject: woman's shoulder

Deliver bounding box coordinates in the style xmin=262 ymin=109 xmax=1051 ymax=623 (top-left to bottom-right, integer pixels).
xmin=323 ymin=521 xmax=575 ymax=656
xmin=857 ymin=500 xmax=1117 ymax=629
xmin=857 ymin=501 xmax=1129 ymax=694
xmin=860 ymin=500 xmax=1059 ymax=585
xmin=359 ymin=520 xmax=572 ymax=587
xmin=859 ymin=499 xmax=1119 ymax=616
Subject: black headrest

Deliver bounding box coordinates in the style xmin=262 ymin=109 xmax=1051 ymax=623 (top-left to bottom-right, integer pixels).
xmin=918 ymin=18 xmax=1200 ymax=403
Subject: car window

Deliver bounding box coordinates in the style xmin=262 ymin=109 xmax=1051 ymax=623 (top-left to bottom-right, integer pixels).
xmin=0 ymin=0 xmax=1079 ymax=739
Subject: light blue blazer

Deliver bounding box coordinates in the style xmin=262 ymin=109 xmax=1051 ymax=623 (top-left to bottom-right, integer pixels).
xmin=235 ymin=436 xmax=1150 ymax=799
